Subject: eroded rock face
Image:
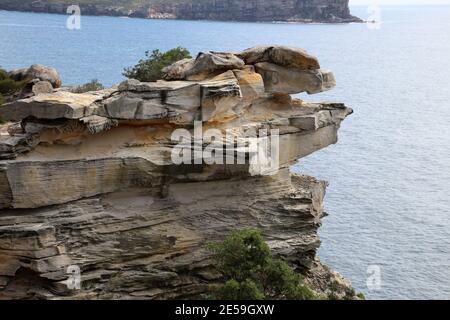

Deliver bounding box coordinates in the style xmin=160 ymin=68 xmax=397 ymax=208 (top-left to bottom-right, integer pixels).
xmin=0 ymin=45 xmax=355 ymax=300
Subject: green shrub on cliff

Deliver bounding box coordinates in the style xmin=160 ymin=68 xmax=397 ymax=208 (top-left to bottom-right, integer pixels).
xmin=1 ymin=68 xmax=10 ymax=109
xmin=0 ymin=68 xmax=9 ymax=80
xmin=0 ymin=79 xmax=27 ymax=95
xmin=0 ymin=67 xmax=26 ymax=97
xmin=123 ymin=47 xmax=191 ymax=82
xmin=208 ymin=228 xmax=317 ymax=300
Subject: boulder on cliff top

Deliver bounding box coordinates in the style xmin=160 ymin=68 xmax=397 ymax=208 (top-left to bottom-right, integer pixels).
xmin=162 ymin=51 xmax=245 ymax=81
xmin=238 ymin=45 xmax=321 ymax=70
xmin=8 ymin=64 xmax=62 ymax=88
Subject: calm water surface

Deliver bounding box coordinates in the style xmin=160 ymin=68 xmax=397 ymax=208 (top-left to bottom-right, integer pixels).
xmin=1 ymin=6 xmax=449 ymax=299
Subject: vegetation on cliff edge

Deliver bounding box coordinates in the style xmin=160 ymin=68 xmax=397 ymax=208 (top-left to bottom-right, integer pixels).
xmin=123 ymin=47 xmax=191 ymax=82
xmin=208 ymin=228 xmax=317 ymax=300
xmin=0 ymin=68 xmax=26 ymax=98
xmin=0 ymin=67 xmax=28 ymax=123
xmin=72 ymin=79 xmax=104 ymax=93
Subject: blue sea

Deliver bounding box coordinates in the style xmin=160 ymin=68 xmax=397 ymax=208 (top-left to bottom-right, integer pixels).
xmin=1 ymin=6 xmax=449 ymax=300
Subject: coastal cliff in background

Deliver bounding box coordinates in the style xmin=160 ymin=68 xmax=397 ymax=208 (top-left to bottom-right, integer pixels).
xmin=0 ymin=0 xmax=361 ymax=23
xmin=0 ymin=46 xmax=356 ymax=299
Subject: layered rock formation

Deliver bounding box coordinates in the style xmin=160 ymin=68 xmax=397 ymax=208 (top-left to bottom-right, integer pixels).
xmin=0 ymin=45 xmax=355 ymax=299
xmin=0 ymin=0 xmax=362 ymax=23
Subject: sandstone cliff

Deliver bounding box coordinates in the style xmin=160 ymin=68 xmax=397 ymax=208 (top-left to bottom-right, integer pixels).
xmin=0 ymin=45 xmax=355 ymax=299
xmin=0 ymin=0 xmax=361 ymax=23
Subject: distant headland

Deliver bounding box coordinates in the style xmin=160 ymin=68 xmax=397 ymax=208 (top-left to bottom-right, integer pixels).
xmin=0 ymin=0 xmax=362 ymax=23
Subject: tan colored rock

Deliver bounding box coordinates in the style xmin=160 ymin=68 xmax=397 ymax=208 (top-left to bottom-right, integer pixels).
xmin=31 ymin=81 xmax=54 ymax=95
xmin=232 ymin=66 xmax=265 ymax=100
xmin=200 ymin=71 xmax=242 ymax=122
xmin=0 ymin=91 xmax=100 ymax=121
xmin=118 ymin=79 xmax=201 ymax=111
xmin=239 ymin=45 xmax=320 ymax=70
xmin=255 ymin=62 xmax=336 ymax=94
xmin=0 ymin=101 xmax=352 ymax=210
xmin=0 ymin=158 xmax=136 ymax=209
xmin=102 ymin=79 xmax=202 ymax=124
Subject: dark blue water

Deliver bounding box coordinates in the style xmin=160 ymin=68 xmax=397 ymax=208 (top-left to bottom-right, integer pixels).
xmin=1 ymin=6 xmax=449 ymax=299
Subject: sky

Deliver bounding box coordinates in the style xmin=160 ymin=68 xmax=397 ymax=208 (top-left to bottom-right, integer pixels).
xmin=350 ymin=0 xmax=450 ymax=5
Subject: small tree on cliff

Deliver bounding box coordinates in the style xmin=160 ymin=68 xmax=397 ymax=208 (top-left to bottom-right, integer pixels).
xmin=208 ymin=228 xmax=317 ymax=300
xmin=123 ymin=47 xmax=191 ymax=82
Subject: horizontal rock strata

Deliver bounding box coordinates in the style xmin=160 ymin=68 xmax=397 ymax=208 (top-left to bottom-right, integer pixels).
xmin=0 ymin=45 xmax=354 ymax=299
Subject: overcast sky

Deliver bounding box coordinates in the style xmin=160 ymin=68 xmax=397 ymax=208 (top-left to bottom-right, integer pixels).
xmin=350 ymin=0 xmax=450 ymax=5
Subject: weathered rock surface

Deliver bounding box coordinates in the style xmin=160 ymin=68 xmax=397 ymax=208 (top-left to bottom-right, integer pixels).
xmin=238 ymin=45 xmax=321 ymax=70
xmin=0 ymin=46 xmax=356 ymax=300
xmin=0 ymin=0 xmax=362 ymax=23
xmin=163 ymin=52 xmax=245 ymax=81
xmin=31 ymin=81 xmax=54 ymax=95
xmin=8 ymin=64 xmax=61 ymax=89
xmin=255 ymin=63 xmax=336 ymax=94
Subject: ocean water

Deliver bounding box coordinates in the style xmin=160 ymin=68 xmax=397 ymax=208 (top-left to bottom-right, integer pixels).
xmin=1 ymin=6 xmax=449 ymax=300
